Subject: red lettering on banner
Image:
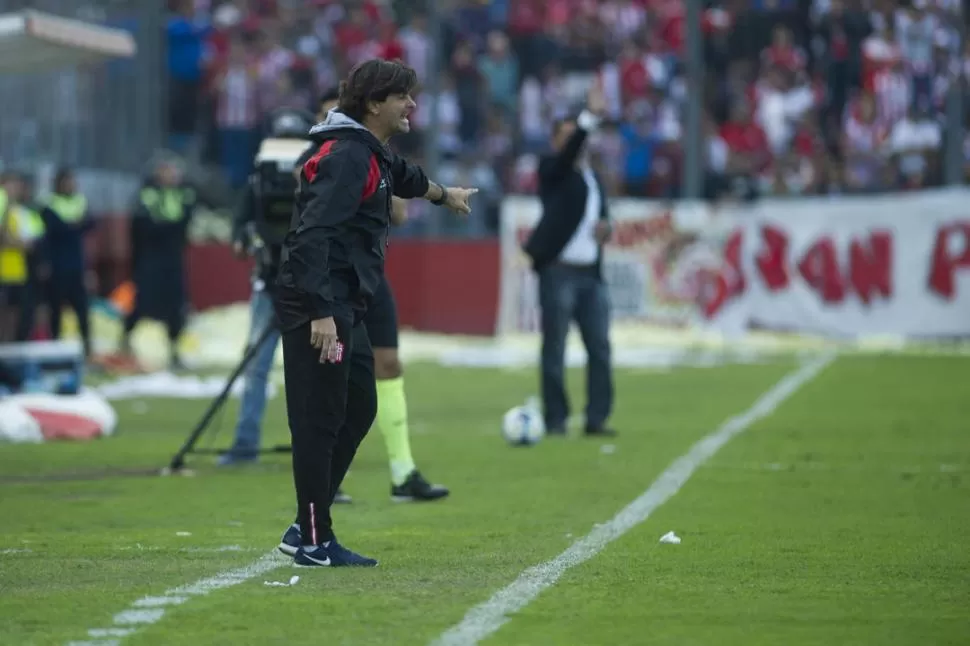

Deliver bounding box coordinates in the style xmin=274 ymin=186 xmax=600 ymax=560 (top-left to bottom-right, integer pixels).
xmin=755 ymin=225 xmax=789 ymax=290
xmin=722 ymin=228 xmax=745 ymax=299
xmin=611 ymin=211 xmax=674 ymax=247
xmin=928 ymin=223 xmax=970 ymax=299
xmin=702 ymin=228 xmax=744 ymax=318
xmin=797 ymin=237 xmax=845 ymax=303
xmin=848 ymin=231 xmax=893 ymax=304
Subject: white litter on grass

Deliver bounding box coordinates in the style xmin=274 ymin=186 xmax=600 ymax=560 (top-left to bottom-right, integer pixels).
xmin=600 ymin=444 xmax=616 ymax=455
xmin=659 ymin=531 xmax=682 ymax=545
xmin=263 ymin=576 xmax=299 ymax=588
xmin=175 ymin=532 xmax=191 ymax=537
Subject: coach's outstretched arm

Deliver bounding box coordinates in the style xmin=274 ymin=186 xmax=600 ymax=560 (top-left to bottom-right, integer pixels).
xmin=289 ymin=139 xmax=370 ymax=321
xmin=389 ymin=153 xmax=478 ymax=215
xmin=538 ymin=85 xmax=606 ymax=187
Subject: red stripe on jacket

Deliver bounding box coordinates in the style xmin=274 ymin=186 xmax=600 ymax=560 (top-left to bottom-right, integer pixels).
xmin=303 ymin=139 xmax=383 ymax=202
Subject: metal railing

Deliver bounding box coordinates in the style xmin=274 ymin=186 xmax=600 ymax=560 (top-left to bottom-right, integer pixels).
xmin=0 ymin=0 xmax=165 ymax=181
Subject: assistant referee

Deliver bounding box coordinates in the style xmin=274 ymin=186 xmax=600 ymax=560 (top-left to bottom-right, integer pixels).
xmin=273 ymin=59 xmax=476 ymax=568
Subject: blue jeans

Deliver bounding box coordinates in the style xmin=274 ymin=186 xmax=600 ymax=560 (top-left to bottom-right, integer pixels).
xmin=538 ymin=264 xmax=614 ymax=430
xmin=227 ymin=287 xmax=280 ymax=458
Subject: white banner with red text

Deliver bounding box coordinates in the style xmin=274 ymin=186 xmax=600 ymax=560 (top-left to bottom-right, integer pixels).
xmin=497 ymin=190 xmax=970 ymax=339
xmin=706 ymin=190 xmax=970 ymax=338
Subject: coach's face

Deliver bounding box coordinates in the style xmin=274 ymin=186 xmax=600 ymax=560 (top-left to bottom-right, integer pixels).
xmin=373 ymin=92 xmax=417 ymax=136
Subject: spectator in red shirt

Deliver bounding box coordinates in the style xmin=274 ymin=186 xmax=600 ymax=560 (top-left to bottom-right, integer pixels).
xmin=761 ymin=25 xmax=805 ymax=75
xmin=720 ymin=100 xmax=772 ymax=179
xmin=376 ymin=22 xmax=405 ymax=61
xmin=334 ymin=6 xmax=370 ymax=60
xmin=618 ymin=41 xmax=649 ymax=107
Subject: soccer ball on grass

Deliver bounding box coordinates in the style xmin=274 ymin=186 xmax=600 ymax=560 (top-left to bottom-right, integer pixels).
xmin=502 ymin=403 xmax=545 ymax=446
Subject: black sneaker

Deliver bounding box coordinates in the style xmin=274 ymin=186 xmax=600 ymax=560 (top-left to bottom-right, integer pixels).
xmin=294 ymin=540 xmax=378 ymax=567
xmin=391 ymin=470 xmax=449 ymax=502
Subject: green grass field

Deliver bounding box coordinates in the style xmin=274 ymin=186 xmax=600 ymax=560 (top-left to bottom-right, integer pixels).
xmin=1 ymin=354 xmax=968 ymax=646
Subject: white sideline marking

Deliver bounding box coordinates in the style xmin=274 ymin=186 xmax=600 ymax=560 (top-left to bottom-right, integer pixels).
xmin=431 ymin=353 xmax=835 ymax=646
xmin=67 ymin=551 xmax=286 ymax=645
xmin=2 ymin=545 xmax=259 ymax=558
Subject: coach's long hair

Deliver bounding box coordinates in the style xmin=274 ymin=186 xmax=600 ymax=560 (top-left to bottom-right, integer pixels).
xmin=337 ymin=59 xmax=418 ymax=124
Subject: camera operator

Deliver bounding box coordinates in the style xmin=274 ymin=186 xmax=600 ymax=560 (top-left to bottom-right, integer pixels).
xmin=217 ymin=100 xmax=348 ymax=506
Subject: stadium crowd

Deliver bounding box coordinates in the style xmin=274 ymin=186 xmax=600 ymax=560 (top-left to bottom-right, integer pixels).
xmin=167 ymin=0 xmax=969 ymax=233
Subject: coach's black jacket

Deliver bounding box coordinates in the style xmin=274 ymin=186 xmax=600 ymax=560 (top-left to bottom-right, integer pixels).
xmin=275 ymin=111 xmax=429 ymax=331
xmin=523 ymin=116 xmax=610 ymax=277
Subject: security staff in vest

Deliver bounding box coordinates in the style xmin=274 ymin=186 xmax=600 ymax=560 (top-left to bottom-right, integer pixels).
xmin=40 ymin=168 xmax=94 ymax=355
xmin=0 ymin=172 xmax=27 ymax=341
xmin=7 ymin=172 xmax=47 ymax=343
xmin=523 ymin=85 xmax=616 ymax=438
xmin=122 ymin=156 xmax=197 ymax=370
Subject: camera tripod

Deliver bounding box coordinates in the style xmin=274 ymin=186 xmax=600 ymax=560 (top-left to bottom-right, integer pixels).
xmin=167 ymin=320 xmax=291 ymax=473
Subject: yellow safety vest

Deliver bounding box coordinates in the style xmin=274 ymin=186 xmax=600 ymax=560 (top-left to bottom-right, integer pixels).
xmin=0 ymin=195 xmax=28 ymax=285
xmin=18 ymin=206 xmax=46 ymax=241
xmin=48 ymin=193 xmax=87 ymax=223
xmin=140 ymin=187 xmax=194 ymax=223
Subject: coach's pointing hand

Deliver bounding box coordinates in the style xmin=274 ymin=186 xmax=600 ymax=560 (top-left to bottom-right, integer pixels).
xmin=442 ymin=187 xmax=479 ymax=216
xmin=310 ymin=317 xmax=340 ymax=364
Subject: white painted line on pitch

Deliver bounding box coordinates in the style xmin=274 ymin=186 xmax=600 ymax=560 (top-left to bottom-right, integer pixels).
xmin=66 ymin=550 xmax=287 ymax=645
xmin=431 ymin=352 xmax=836 ymax=646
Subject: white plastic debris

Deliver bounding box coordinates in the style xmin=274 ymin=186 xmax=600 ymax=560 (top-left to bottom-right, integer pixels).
xmin=659 ymin=531 xmax=681 ymax=544
xmin=175 ymin=532 xmax=191 ymax=537
xmin=600 ymin=444 xmax=616 ymax=455
xmin=264 ymin=576 xmax=300 ymax=587
xmin=289 ymin=575 xmax=300 ymax=585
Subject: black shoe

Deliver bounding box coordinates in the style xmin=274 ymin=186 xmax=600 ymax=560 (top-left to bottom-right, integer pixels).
xmin=333 ymin=489 xmax=353 ymax=504
xmin=584 ymin=425 xmax=617 ymax=437
xmin=294 ymin=541 xmax=378 ymax=567
xmin=391 ymin=470 xmax=449 ymax=502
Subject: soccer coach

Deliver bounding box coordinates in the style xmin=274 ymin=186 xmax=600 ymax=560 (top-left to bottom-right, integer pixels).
xmin=523 ymin=85 xmax=615 ymax=438
xmin=274 ymin=59 xmax=477 ymax=568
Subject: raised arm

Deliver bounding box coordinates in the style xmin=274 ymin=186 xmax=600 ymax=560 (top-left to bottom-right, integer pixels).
xmin=538 ymin=85 xmax=606 ymax=186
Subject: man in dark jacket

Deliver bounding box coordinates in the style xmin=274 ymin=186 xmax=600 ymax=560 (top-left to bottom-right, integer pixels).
xmin=274 ymin=59 xmax=476 ymax=568
xmin=40 ymin=168 xmax=94 ymax=356
xmin=524 ymin=85 xmax=616 ymax=438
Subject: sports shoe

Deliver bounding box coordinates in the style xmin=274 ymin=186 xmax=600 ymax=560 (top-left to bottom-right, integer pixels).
xmin=278 ymin=523 xmax=301 ymax=557
xmin=333 ymin=489 xmax=353 ymax=504
xmin=217 ymin=451 xmax=258 ymax=467
xmin=294 ymin=541 xmax=378 ymax=567
xmin=391 ymin=470 xmax=449 ymax=502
